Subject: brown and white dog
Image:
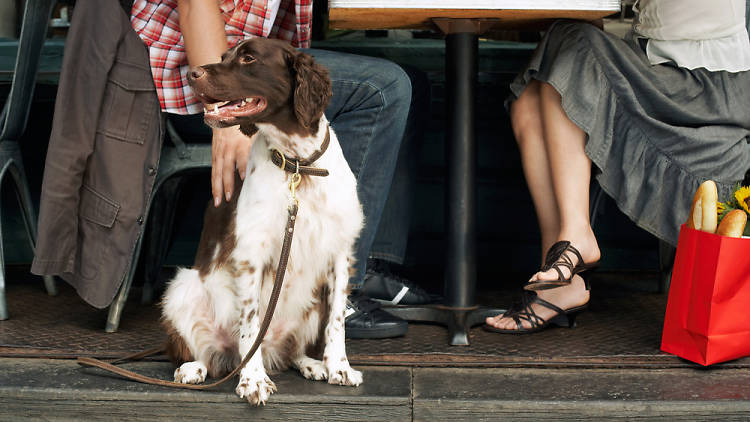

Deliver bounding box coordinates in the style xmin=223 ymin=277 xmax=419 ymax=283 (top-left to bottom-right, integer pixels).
xmin=161 ymin=38 xmax=364 ymax=405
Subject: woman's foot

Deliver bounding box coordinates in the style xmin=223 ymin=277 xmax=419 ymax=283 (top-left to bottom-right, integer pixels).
xmin=529 ymin=229 xmax=600 ymax=285
xmin=485 ymin=275 xmax=590 ymax=331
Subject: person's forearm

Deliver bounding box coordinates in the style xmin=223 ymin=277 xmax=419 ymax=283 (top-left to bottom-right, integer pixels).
xmin=177 ymin=0 xmax=227 ymax=66
xmin=178 ymin=0 xmax=251 ymax=205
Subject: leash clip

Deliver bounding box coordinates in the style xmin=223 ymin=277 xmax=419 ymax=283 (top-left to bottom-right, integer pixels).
xmin=289 ymin=161 xmax=301 ymax=207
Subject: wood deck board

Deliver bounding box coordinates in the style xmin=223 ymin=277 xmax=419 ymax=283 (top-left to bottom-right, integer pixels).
xmin=4 ymin=359 xmax=750 ymax=421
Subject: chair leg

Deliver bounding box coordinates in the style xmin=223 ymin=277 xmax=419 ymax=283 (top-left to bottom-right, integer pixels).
xmin=658 ymin=240 xmax=676 ymax=293
xmin=7 ymin=161 xmax=57 ymax=296
xmin=106 ymin=225 xmax=150 ymax=332
xmin=105 ymin=281 xmax=129 ymax=333
xmin=0 ymin=288 xmax=7 ymax=321
xmin=589 ymin=181 xmax=605 ymax=230
xmin=107 ymin=171 xmax=183 ymax=330
xmin=0 ymin=200 xmax=8 ymax=320
xmin=142 ymin=176 xmax=183 ymax=304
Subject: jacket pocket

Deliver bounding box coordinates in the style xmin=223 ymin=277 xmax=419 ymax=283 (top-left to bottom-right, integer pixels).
xmin=79 ymin=185 xmax=120 ymax=228
xmin=97 ymin=59 xmax=158 ymax=145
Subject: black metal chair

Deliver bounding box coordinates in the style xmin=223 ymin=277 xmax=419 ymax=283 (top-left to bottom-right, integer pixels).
xmin=105 ymin=122 xmax=211 ymax=332
xmin=0 ymin=0 xmax=58 ymax=320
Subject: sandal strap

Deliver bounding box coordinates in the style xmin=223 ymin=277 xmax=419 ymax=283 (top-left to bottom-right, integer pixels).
xmin=528 ymin=295 xmax=565 ymax=316
xmin=542 ymin=241 xmax=583 ymax=271
xmin=512 ymin=310 xmax=546 ymax=330
xmin=505 ymin=292 xmax=565 ymax=330
xmin=490 ymin=289 xmax=590 ymax=333
xmin=540 ymin=240 xmax=586 ymax=283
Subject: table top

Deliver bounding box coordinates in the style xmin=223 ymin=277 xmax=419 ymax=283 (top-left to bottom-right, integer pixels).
xmin=328 ymin=8 xmax=618 ymax=31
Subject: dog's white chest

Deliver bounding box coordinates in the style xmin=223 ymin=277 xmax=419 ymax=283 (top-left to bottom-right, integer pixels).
xmin=233 ymin=133 xmax=362 ymax=273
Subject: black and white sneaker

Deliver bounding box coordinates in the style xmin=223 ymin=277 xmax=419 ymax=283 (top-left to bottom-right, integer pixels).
xmin=360 ymin=259 xmax=441 ymax=306
xmin=344 ymin=293 xmax=408 ymax=339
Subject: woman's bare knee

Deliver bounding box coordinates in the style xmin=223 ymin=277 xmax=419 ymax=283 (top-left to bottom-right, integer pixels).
xmin=538 ymin=80 xmax=562 ymax=102
xmin=510 ymin=80 xmax=542 ymax=145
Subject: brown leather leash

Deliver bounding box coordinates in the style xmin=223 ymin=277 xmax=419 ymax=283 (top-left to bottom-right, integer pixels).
xmin=77 ymin=128 xmax=331 ymax=390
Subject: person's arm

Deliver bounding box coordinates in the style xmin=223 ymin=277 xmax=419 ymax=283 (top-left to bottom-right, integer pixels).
xmin=177 ymin=0 xmax=226 ymax=65
xmin=177 ymin=0 xmax=253 ymax=206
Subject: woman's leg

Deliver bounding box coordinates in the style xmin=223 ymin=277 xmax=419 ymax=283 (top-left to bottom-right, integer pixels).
xmin=506 ymin=80 xmax=560 ymax=257
xmin=531 ymin=81 xmax=600 ymax=281
xmin=486 ymin=80 xmax=597 ymax=331
xmin=486 ymin=80 xmax=562 ymax=330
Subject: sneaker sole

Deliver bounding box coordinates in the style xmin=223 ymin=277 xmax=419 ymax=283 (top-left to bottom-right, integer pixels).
xmin=371 ymin=298 xmax=443 ymax=308
xmin=345 ymin=324 xmax=408 ymax=339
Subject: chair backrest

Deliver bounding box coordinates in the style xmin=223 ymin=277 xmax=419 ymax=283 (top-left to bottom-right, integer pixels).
xmin=0 ymin=0 xmax=55 ymax=142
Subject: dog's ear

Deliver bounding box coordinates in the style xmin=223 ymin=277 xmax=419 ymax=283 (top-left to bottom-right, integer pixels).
xmin=290 ymin=51 xmax=332 ymax=129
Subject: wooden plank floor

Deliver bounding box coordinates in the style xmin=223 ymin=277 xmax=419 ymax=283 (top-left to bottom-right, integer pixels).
xmin=3 ymin=359 xmax=750 ymax=421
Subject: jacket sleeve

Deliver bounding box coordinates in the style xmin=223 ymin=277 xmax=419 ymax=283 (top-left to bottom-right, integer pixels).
xmin=31 ymin=0 xmax=125 ymax=275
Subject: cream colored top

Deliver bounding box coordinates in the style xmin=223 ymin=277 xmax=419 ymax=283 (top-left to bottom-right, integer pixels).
xmin=632 ymin=0 xmax=750 ymax=72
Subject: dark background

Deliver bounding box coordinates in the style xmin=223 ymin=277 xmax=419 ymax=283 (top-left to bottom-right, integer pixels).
xmin=0 ymin=3 xmax=659 ymax=296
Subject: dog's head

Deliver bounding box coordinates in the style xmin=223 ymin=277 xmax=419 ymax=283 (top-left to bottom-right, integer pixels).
xmin=187 ymin=38 xmax=332 ymax=137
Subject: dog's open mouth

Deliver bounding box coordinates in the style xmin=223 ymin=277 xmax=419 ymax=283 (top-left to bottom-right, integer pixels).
xmin=202 ymin=96 xmax=267 ymax=121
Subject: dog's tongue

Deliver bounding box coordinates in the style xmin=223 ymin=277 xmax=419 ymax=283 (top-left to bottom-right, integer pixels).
xmin=204 ymin=97 xmax=264 ymax=119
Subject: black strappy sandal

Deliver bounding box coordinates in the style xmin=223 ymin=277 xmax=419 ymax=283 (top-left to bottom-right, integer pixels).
xmin=482 ymin=290 xmax=589 ymax=335
xmin=523 ymin=240 xmax=599 ymax=291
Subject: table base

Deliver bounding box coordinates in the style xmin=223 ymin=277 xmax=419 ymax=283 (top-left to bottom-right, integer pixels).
xmin=383 ymin=305 xmax=506 ymax=346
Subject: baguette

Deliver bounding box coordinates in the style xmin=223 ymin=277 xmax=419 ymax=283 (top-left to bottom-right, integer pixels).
xmin=716 ymin=209 xmax=747 ymax=238
xmin=686 ymin=180 xmax=718 ymax=233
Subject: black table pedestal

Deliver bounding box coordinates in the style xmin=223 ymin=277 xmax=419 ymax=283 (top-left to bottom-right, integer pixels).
xmin=384 ymin=23 xmax=504 ymax=346
xmin=384 ymin=305 xmax=505 ymax=346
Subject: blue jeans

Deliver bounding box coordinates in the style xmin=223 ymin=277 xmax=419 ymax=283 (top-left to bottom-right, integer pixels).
xmin=170 ymin=49 xmax=412 ymax=289
xmin=306 ymin=49 xmax=411 ymax=288
xmin=368 ymin=65 xmax=430 ymax=266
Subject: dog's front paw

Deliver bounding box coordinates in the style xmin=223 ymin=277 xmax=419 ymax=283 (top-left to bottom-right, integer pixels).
xmin=236 ymin=373 xmax=277 ymax=406
xmin=174 ymin=361 xmax=207 ymax=384
xmin=299 ymin=360 xmax=328 ymax=381
xmin=327 ymin=362 xmax=363 ymax=387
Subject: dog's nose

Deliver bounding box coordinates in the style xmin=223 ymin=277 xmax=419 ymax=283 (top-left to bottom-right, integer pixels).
xmin=188 ymin=67 xmax=206 ymax=81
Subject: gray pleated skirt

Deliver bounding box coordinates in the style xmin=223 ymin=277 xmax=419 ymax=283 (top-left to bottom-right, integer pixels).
xmin=508 ymin=20 xmax=750 ymax=246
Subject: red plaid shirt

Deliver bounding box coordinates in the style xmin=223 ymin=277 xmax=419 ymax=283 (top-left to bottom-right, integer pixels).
xmin=131 ymin=0 xmax=312 ymax=114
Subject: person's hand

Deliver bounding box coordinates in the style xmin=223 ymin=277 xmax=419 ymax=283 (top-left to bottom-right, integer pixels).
xmin=211 ymin=125 xmax=254 ymax=207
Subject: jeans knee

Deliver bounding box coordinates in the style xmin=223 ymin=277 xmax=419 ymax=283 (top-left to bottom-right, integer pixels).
xmin=377 ymin=61 xmax=412 ymax=114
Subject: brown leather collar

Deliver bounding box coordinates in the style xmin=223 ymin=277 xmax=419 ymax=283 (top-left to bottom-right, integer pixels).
xmin=270 ymin=127 xmax=330 ymax=177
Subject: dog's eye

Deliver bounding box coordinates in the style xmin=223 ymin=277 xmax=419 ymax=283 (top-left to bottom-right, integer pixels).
xmin=239 ymin=54 xmax=256 ymax=65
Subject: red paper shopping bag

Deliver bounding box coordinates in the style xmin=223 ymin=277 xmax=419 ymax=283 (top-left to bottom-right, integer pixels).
xmin=661 ymin=225 xmax=750 ymax=365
